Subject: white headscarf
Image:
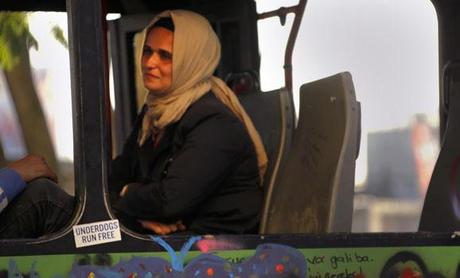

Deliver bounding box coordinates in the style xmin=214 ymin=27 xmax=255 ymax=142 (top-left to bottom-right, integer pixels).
xmin=138 ymin=10 xmax=268 ymax=182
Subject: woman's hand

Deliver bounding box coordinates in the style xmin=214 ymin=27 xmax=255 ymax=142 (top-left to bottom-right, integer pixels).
xmin=139 ymin=219 xmax=186 ymax=235
xmin=119 ymin=184 xmax=130 ymax=197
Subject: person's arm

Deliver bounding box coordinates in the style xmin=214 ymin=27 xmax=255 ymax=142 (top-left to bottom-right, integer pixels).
xmin=111 ymin=108 xmax=189 ymax=234
xmin=0 ymin=168 xmax=26 ymax=213
xmin=109 ymin=108 xmax=145 ymax=198
xmin=8 ymin=154 xmax=57 ymax=183
xmin=114 ymin=110 xmax=252 ymax=223
xmin=0 ymin=154 xmax=56 ymax=213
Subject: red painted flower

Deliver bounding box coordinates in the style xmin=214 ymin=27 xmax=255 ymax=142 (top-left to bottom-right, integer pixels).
xmin=275 ymin=263 xmax=284 ymax=273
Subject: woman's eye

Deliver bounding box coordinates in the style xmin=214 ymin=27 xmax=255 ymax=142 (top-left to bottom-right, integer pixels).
xmin=159 ymin=50 xmax=172 ymax=61
xmin=142 ymin=47 xmax=152 ymax=56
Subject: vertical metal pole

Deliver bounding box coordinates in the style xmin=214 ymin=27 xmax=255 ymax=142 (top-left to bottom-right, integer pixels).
xmin=67 ymin=0 xmax=111 ymax=222
xmin=284 ymin=0 xmax=307 ymax=96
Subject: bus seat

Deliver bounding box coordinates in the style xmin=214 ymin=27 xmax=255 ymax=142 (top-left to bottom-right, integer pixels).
xmin=261 ymin=72 xmax=361 ymax=234
xmin=419 ymin=61 xmax=460 ymax=232
xmin=225 ymin=70 xmax=260 ymax=94
xmin=237 ymin=89 xmax=295 ymax=232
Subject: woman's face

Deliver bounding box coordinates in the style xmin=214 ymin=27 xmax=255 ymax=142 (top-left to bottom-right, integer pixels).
xmin=141 ymin=27 xmax=174 ymax=95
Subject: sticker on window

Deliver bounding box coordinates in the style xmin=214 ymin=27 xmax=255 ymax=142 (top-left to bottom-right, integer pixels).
xmin=73 ymin=219 xmax=121 ymax=248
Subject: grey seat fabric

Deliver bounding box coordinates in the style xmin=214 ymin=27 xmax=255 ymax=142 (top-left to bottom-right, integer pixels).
xmin=419 ymin=61 xmax=460 ymax=232
xmin=237 ymin=89 xmax=295 ymax=232
xmin=262 ymin=72 xmax=361 ymax=234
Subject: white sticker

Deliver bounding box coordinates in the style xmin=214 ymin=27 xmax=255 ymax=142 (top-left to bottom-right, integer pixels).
xmin=73 ymin=219 xmax=122 ymax=248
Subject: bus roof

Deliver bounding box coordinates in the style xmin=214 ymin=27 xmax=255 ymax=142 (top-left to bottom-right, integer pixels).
xmin=0 ymin=0 xmax=253 ymax=14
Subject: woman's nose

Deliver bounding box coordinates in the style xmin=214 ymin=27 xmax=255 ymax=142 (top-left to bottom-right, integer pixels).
xmin=145 ymin=52 xmax=160 ymax=68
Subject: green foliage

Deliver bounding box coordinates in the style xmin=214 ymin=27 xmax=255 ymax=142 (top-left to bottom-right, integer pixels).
xmin=0 ymin=12 xmax=38 ymax=71
xmin=51 ymin=24 xmax=68 ymax=49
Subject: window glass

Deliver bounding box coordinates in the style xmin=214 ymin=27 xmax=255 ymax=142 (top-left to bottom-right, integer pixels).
xmin=256 ymin=0 xmax=439 ymax=232
xmin=0 ymin=71 xmax=27 ymax=162
xmin=0 ymin=12 xmax=74 ymax=195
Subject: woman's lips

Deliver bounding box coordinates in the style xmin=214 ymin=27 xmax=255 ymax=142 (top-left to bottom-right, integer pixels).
xmin=144 ymin=73 xmax=160 ymax=79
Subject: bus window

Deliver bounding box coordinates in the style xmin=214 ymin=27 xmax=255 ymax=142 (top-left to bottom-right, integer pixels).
xmin=0 ymin=72 xmax=27 ymax=164
xmin=27 ymin=12 xmax=74 ymax=195
xmin=0 ymin=11 xmax=75 ymax=234
xmin=257 ymin=0 xmax=439 ymax=232
xmin=256 ymin=0 xmax=298 ymax=92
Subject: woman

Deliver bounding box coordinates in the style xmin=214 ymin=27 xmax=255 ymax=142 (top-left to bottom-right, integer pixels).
xmin=109 ymin=10 xmax=268 ymax=235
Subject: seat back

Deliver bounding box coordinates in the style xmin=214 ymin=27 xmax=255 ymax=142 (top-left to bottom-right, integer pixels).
xmin=262 ymin=72 xmax=360 ymax=234
xmin=237 ymin=89 xmax=295 ymax=232
xmin=419 ymin=61 xmax=460 ymax=231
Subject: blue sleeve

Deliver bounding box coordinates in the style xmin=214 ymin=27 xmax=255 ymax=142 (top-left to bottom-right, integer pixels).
xmin=0 ymin=168 xmax=26 ymax=213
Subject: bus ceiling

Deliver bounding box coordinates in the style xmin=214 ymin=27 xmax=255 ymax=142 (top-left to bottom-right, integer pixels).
xmin=1 ymin=0 xmax=294 ymax=14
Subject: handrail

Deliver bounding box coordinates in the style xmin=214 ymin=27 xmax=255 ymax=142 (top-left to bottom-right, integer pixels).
xmin=257 ymin=0 xmax=308 ymax=98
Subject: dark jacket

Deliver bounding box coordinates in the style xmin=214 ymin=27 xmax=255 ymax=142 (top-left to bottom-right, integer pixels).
xmin=109 ymin=92 xmax=262 ymax=234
